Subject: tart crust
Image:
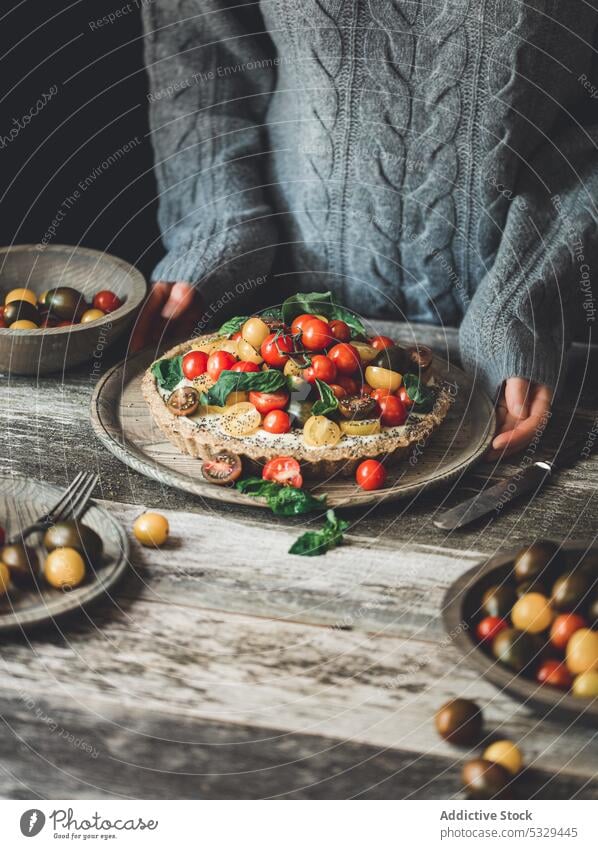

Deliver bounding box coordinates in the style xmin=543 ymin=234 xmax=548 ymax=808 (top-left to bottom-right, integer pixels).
xmin=142 ymin=336 xmax=453 ymax=478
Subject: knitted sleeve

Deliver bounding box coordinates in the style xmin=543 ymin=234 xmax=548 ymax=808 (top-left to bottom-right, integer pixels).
xmin=142 ymin=1 xmax=278 ymax=307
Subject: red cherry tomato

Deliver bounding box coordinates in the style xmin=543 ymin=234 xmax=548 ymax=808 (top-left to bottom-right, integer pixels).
xmin=360 ymin=384 xmax=374 ymax=396
xmin=378 ymin=395 xmax=407 ymax=427
xmin=207 ymin=350 xmax=237 ymax=381
xmin=329 ymin=319 xmax=351 ymax=342
xmin=262 ymin=409 xmax=292 ymax=434
xmin=230 ymin=360 xmax=260 ymax=373
xmin=303 ymin=354 xmax=337 ymax=384
xmin=476 ymin=616 xmax=509 ymax=643
xmin=262 ymin=456 xmax=303 ymax=488
xmin=0 ymin=525 xmax=5 ymax=546
xmin=550 ymin=613 xmax=587 ymax=652
xmin=301 ymin=318 xmax=334 ymax=351
xmin=261 ymin=332 xmax=294 ymax=367
xmin=370 ymin=335 xmax=394 ymax=351
xmin=0 ymin=307 xmax=6 ymax=329
xmin=93 ymin=290 xmax=122 ymax=313
xmin=291 ymin=313 xmax=318 ymax=336
xmin=231 ymin=331 xmax=242 ymax=341
xmin=371 ymin=388 xmax=391 ymax=405
xmin=356 ymin=459 xmax=387 ymax=491
xmin=328 ymin=383 xmax=347 ymax=399
xmin=336 ymin=375 xmax=359 ymax=395
xmin=537 ymin=659 xmax=573 ymax=689
xmin=249 ymin=390 xmax=289 ymax=415
xmin=57 ymin=320 xmax=73 ymax=327
xmin=328 ymin=342 xmax=360 ymax=375
xmin=182 ymin=350 xmax=208 ymax=380
xmin=397 ymin=384 xmax=414 ymax=409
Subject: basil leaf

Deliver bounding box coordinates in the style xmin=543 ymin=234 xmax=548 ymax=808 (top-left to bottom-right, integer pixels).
xmin=289 ymin=509 xmax=349 ymax=556
xmin=151 ymin=355 xmax=183 ymax=392
xmin=403 ymin=374 xmax=436 ymax=413
xmin=218 ymin=316 xmax=248 ymax=337
xmin=236 ymin=477 xmax=326 ymax=515
xmin=201 ymin=369 xmax=288 ymax=406
xmin=259 ymin=307 xmax=283 ymax=320
xmin=311 ymin=379 xmax=339 ymax=417
xmin=281 ymin=292 xmax=335 ymax=326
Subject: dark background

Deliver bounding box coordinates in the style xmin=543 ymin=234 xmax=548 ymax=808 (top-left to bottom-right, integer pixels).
xmin=0 ymin=0 xmax=162 ymax=281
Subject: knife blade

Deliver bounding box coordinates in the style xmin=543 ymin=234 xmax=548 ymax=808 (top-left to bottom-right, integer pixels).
xmin=433 ymin=427 xmax=597 ymax=530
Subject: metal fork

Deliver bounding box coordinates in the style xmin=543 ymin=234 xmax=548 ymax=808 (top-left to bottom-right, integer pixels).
xmin=9 ymin=472 xmax=99 ymax=544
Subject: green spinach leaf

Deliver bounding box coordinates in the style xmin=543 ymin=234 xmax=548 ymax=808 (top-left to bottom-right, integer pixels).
xmin=201 ymin=369 xmax=289 ymax=406
xmin=289 ymin=509 xmax=349 ymax=556
xmin=403 ymin=373 xmax=436 ymax=413
xmin=218 ymin=316 xmax=248 ymax=337
xmin=151 ymin=355 xmax=183 ymax=392
xmin=311 ymin=379 xmax=339 ymax=417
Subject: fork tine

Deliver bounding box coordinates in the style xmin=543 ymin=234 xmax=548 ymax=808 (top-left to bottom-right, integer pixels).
xmin=52 ymin=473 xmax=97 ymax=524
xmin=67 ymin=473 xmax=99 ymax=523
xmin=42 ymin=471 xmax=85 ymax=523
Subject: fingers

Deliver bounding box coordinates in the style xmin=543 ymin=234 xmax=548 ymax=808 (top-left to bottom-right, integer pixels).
xmin=485 ymin=382 xmax=553 ymax=462
xmin=129 ymin=282 xmax=171 ymax=353
xmin=504 ymin=377 xmax=531 ymax=420
xmin=161 ymin=281 xmax=196 ymax=320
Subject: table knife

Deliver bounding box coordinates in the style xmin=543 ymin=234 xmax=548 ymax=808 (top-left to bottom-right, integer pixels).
xmin=433 ymin=429 xmax=597 ymax=530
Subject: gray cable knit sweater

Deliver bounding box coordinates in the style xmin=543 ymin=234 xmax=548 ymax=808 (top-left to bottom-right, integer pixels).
xmin=143 ymin=1 xmax=598 ymax=397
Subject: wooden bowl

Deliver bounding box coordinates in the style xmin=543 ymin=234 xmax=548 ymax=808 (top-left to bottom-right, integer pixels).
xmin=0 ymin=244 xmax=146 ymax=375
xmin=442 ymin=543 xmax=598 ymax=725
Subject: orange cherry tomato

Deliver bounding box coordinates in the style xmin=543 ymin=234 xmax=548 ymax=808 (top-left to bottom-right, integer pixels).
xmin=378 ymin=395 xmax=407 ymax=427
xmin=261 ymin=332 xmax=294 ymax=367
xmin=550 ymin=613 xmax=587 ymax=652
xmin=231 ymin=360 xmax=260 ymax=373
xmin=328 ymin=342 xmax=360 ymax=375
xmin=370 ymin=335 xmax=394 ymax=351
xmin=249 ymin=390 xmax=289 ymax=415
xmin=356 ymin=459 xmax=387 ymax=491
xmin=329 ymin=319 xmax=351 ymax=342
xmin=262 ymin=409 xmax=292 ymax=434
xmin=262 ymin=456 xmax=303 ymax=488
xmin=207 ymin=350 xmax=237 ymax=381
xmin=291 ymin=313 xmax=317 ymax=336
xmin=303 ymin=354 xmax=337 ymax=384
xmin=182 ymin=350 xmax=208 ymax=380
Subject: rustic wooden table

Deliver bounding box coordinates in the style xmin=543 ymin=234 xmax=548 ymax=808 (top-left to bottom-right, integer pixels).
xmin=0 ymin=325 xmax=596 ymax=800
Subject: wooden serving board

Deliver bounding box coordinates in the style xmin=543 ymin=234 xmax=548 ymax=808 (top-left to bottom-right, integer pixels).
xmin=90 ymin=330 xmax=496 ymax=509
xmin=0 ymin=475 xmax=129 ymax=631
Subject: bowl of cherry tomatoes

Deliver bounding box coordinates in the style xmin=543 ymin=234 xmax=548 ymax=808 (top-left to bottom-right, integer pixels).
xmin=0 ymin=244 xmax=146 ymax=374
xmin=443 ymin=540 xmax=598 ymax=725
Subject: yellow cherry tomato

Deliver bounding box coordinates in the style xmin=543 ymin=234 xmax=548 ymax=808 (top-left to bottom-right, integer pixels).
xmin=572 ymin=671 xmax=598 ymax=698
xmin=303 ymin=415 xmax=342 ymax=447
xmin=5 ymin=287 xmax=38 ymax=306
xmin=236 ymin=338 xmax=263 ymax=364
xmin=80 ymin=308 xmax=105 ymax=323
xmin=44 ymin=548 xmax=86 ymax=589
xmin=284 ymin=358 xmax=304 ymax=378
xmin=365 ymin=365 xmax=402 ymax=392
xmin=483 ymin=740 xmax=523 ymax=775
xmin=339 ymin=418 xmax=381 ymax=436
xmin=0 ymin=562 xmax=10 ymax=596
xmin=225 ymin=391 xmax=249 ymax=406
xmin=191 ymin=373 xmax=215 ymax=393
xmin=219 ymin=401 xmax=261 ymax=436
xmin=351 ymin=341 xmax=378 ymax=365
xmin=511 ymin=592 xmax=553 ymax=633
xmin=10 ymin=319 xmax=38 ymax=330
xmin=133 ymin=512 xmax=169 ymax=547
xmin=567 ymin=628 xmax=598 ymax=675
xmin=241 ymin=317 xmax=269 ymax=349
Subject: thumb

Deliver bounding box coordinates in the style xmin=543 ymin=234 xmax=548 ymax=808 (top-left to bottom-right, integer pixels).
xmin=504 ymin=377 xmax=531 ymax=420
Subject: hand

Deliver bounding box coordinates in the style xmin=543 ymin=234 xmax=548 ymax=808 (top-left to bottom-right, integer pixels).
xmin=130 ymin=281 xmax=203 ymax=353
xmin=485 ymin=378 xmax=553 ymax=462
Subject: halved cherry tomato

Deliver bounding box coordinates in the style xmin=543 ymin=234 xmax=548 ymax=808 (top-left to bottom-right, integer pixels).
xmin=201 ymin=451 xmax=242 ymax=485
xmin=378 ymin=395 xmax=407 ymax=427
xmin=397 ymin=384 xmax=414 ymax=409
xmin=370 ymin=334 xmax=394 ymax=351
xmin=537 ymin=659 xmax=573 ymax=689
xmin=336 ymin=375 xmax=359 ymax=395
xmin=231 ymin=360 xmax=260 ymax=373
xmin=329 ymin=319 xmax=351 ymax=342
xmin=291 ymin=313 xmax=317 ymax=336
xmin=249 ymin=390 xmax=289 ymax=415
xmin=550 ymin=613 xmax=587 ymax=652
xmin=93 ymin=290 xmax=122 ymax=313
xmin=476 ymin=616 xmax=509 ymax=643
xmin=261 ymin=332 xmax=294 ymax=367
xmin=301 ymin=318 xmax=334 ymax=351
xmin=328 ymin=343 xmax=360 ymax=375
xmin=328 ymin=383 xmax=347 ymax=399
xmin=262 ymin=409 xmax=292 ymax=434
xmin=263 ymin=456 xmax=303 ymax=488
xmin=182 ymin=350 xmax=209 ymax=380
xmin=303 ymin=354 xmax=337 ymax=384
xmin=207 ymin=350 xmax=237 ymax=381
xmin=356 ymin=459 xmax=387 ymax=491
